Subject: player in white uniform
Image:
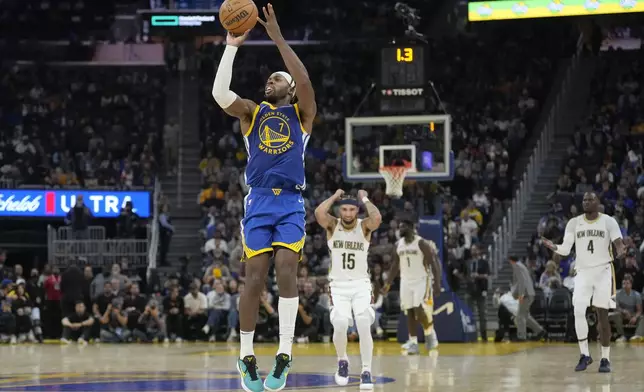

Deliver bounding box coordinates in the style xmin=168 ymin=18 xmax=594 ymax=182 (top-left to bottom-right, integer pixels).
xmin=383 ymin=215 xmax=441 ymax=354
xmin=315 ymin=189 xmax=382 ymax=390
xmin=542 ymin=192 xmax=625 ymax=373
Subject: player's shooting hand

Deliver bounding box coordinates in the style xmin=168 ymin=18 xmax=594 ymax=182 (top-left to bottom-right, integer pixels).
xmin=226 ymin=30 xmax=251 ymax=47
xmin=256 ymin=4 xmax=283 ymax=42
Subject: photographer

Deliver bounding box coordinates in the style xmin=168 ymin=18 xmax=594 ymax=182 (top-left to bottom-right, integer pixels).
xmin=99 ymin=298 xmax=130 ymax=343
xmin=163 ymin=286 xmax=184 ymax=342
xmin=295 ymin=281 xmax=321 ymax=343
xmin=465 ymin=245 xmax=489 ymax=341
xmin=61 ymin=301 xmax=94 ymax=344
xmin=133 ymin=300 xmax=165 ymax=342
xmin=255 ymin=288 xmax=278 ymax=341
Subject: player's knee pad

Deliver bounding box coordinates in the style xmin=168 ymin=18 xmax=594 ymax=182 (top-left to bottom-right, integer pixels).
xmin=354 ymin=308 xmax=375 ymax=328
xmin=330 ymin=308 xmax=350 ymax=330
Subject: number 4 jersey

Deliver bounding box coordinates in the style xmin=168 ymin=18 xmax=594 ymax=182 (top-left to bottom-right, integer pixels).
xmin=564 ymin=213 xmax=622 ymax=270
xmin=327 ymin=219 xmax=370 ymax=282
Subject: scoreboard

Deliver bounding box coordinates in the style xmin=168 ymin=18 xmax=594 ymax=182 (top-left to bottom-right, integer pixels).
xmin=378 ymin=45 xmax=428 ymax=114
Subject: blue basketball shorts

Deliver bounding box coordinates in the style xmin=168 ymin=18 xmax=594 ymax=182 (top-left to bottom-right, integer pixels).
xmin=240 ymin=188 xmax=306 ymax=259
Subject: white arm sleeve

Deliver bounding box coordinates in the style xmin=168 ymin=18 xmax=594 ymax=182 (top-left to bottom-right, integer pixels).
xmin=607 ymin=216 xmax=623 ymax=242
xmin=212 ymin=45 xmax=239 ymax=109
xmin=555 ymin=218 xmax=576 ymax=256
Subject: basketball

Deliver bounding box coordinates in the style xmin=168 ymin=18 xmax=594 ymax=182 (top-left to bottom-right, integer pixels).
xmin=219 ymin=0 xmax=258 ymax=35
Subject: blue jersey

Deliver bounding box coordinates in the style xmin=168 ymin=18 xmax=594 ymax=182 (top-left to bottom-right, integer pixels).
xmin=243 ymin=101 xmax=310 ymax=192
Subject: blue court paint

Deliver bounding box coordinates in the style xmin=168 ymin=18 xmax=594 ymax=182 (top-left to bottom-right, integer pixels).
xmin=0 ymin=371 xmax=396 ymax=391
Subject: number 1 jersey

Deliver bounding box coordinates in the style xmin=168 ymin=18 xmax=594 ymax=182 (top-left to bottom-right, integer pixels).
xmin=327 ymin=219 xmax=370 ymax=282
xmin=397 ymin=235 xmax=428 ymax=281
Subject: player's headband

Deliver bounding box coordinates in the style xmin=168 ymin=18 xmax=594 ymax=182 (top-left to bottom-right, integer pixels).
xmin=337 ymin=197 xmax=360 ymax=207
xmin=275 ymin=71 xmax=296 ymax=95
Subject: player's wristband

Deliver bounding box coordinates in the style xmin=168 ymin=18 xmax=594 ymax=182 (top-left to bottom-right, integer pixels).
xmin=362 ymin=197 xmax=370 ymax=204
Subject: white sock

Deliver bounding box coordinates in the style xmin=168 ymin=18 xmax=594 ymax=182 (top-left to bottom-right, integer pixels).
xmin=332 ymin=317 xmax=349 ymax=361
xmin=601 ymin=345 xmax=610 ymax=361
xmin=240 ymin=330 xmax=255 ymax=359
xmin=355 ymin=314 xmax=373 ymax=373
xmin=574 ymin=311 xmax=590 ymax=356
xmin=407 ymin=334 xmax=412 ymax=342
xmin=277 ymin=296 xmax=299 ymax=357
xmin=578 ymin=339 xmax=589 ymax=357
xmin=410 ymin=336 xmax=418 ymax=344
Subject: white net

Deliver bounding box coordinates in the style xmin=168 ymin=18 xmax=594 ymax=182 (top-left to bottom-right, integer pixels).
xmin=379 ymin=166 xmax=409 ymax=198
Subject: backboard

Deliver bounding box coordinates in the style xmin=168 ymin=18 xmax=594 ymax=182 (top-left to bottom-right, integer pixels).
xmin=343 ymin=115 xmax=454 ymax=182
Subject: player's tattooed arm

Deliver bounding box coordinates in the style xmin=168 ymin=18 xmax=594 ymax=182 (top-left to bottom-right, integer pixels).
xmin=358 ymin=190 xmax=382 ymax=236
xmin=314 ymin=189 xmax=343 ymax=235
xmin=382 ymin=251 xmax=400 ymax=295
xmin=420 ymin=240 xmax=442 ymax=294
xmin=257 ymin=4 xmax=317 ymax=125
xmin=541 ymin=218 xmax=575 ymax=256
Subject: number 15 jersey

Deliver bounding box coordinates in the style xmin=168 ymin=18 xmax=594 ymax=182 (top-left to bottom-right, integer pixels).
xmin=327 ymin=219 xmax=370 ymax=282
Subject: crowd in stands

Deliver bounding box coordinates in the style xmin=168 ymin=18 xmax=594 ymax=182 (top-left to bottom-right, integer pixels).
xmin=530 ymin=50 xmax=644 ymax=341
xmin=0 ymin=64 xmax=166 ymax=189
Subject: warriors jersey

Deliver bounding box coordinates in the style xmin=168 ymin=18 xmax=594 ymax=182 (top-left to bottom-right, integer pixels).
xmin=560 ymin=213 xmax=622 ymax=269
xmin=397 ymin=235 xmax=428 ymax=281
xmin=243 ymin=101 xmax=310 ymax=192
xmin=328 ymin=219 xmax=370 ymax=282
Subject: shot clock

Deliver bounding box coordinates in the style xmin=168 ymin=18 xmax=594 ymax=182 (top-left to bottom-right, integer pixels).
xmin=378 ymin=45 xmax=428 ymax=114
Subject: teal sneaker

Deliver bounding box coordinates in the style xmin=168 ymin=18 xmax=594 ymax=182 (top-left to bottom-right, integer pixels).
xmin=237 ymin=355 xmax=264 ymax=392
xmin=263 ymin=353 xmax=292 ymax=391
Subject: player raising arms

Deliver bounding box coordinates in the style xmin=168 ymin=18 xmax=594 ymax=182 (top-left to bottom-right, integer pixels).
xmin=315 ymin=189 xmax=382 ymax=390
xmin=211 ymin=4 xmax=316 ymax=392
xmin=542 ymin=192 xmax=625 ymax=373
xmin=383 ymin=215 xmax=442 ymax=354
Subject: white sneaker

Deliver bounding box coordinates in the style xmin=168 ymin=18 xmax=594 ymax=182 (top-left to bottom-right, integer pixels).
xmin=208 ymin=335 xmax=216 ymax=342
xmin=227 ymin=330 xmax=238 ymax=342
xmin=630 ymin=335 xmax=643 ymax=342
xmin=60 ymin=338 xmax=71 ymax=345
xmin=27 ymin=331 xmax=36 ymax=343
xmin=334 ymin=359 xmax=349 ymax=386
xmin=77 ymin=338 xmax=88 ymax=346
xmin=401 ymin=340 xmax=413 ymax=350
xmin=163 ymin=337 xmax=170 ymax=344
xmin=202 ymin=325 xmax=210 ymax=335
xmin=10 ymin=336 xmax=17 ymax=345
xmin=376 ymin=327 xmax=384 ymax=337
xmin=175 ymin=337 xmax=182 ymax=343
xmin=616 ymin=336 xmax=627 ymax=343
xmin=17 ymin=333 xmax=27 ymax=343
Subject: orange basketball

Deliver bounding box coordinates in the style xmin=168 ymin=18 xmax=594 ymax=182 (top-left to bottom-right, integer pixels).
xmin=219 ymin=0 xmax=258 ymax=35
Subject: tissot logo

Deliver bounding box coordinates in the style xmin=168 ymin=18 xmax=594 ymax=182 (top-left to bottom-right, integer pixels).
xmin=381 ymin=88 xmax=424 ymax=96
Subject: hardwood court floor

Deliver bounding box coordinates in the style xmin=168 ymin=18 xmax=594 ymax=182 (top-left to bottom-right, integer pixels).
xmin=0 ymin=341 xmax=641 ymax=391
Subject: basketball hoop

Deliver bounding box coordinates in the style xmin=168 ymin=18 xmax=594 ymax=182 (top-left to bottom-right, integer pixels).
xmin=379 ymin=166 xmax=410 ymax=198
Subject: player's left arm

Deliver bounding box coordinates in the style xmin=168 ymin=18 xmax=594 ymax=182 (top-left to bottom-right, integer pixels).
xmin=358 ymin=190 xmax=382 ymax=236
xmin=607 ymin=216 xmax=626 ymax=258
xmin=257 ymin=4 xmax=317 ymax=124
xmin=419 ymin=240 xmax=442 ymax=294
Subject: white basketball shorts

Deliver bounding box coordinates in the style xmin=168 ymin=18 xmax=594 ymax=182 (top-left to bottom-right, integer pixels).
xmin=400 ymin=277 xmax=430 ymax=311
xmin=573 ymin=262 xmax=616 ymax=310
xmin=329 ymin=279 xmax=372 ymax=321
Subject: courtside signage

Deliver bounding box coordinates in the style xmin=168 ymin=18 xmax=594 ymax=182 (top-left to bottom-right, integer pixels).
xmin=469 ymin=0 xmax=642 ymax=21
xmin=0 ymin=190 xmax=151 ymax=218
